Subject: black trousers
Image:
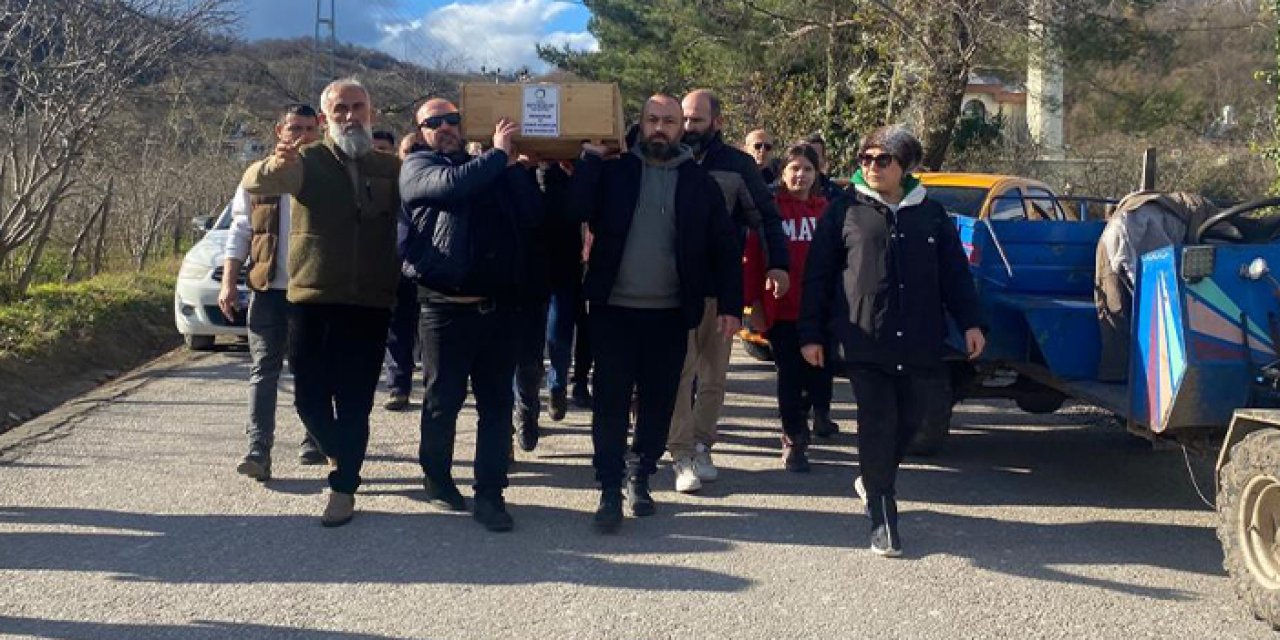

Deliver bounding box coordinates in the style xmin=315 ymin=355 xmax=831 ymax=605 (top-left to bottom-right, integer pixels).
xmin=846 ymin=364 xmax=949 ymax=500
xmin=289 ymin=302 xmax=391 ymax=494
xmin=766 ymin=321 xmax=834 ymax=446
xmin=590 ymin=305 xmax=687 ymax=488
xmin=513 ymin=300 xmax=549 ymax=420
xmin=572 ymin=293 xmax=593 ymax=391
xmin=418 ymin=300 xmax=517 ymax=496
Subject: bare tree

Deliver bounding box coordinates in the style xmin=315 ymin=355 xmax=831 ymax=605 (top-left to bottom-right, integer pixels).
xmin=0 ymin=0 xmax=230 ymax=293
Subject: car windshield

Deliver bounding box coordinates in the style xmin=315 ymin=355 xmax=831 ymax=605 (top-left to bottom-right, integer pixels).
xmin=926 ymin=186 xmax=989 ymax=218
xmin=212 ymin=204 xmax=233 ymax=230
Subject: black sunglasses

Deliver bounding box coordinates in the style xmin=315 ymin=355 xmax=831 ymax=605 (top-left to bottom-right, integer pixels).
xmin=857 ymin=153 xmax=895 ymax=169
xmin=419 ymin=112 xmax=461 ymax=130
xmin=752 ymin=142 xmax=773 ymax=151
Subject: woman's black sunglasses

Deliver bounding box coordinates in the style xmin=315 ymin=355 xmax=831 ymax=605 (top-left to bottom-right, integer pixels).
xmin=420 ymin=112 xmax=462 ymax=130
xmin=857 ymin=153 xmax=895 ymax=169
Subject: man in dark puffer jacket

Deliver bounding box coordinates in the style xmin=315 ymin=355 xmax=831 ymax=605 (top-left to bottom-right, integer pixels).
xmin=400 ymin=97 xmax=543 ymax=533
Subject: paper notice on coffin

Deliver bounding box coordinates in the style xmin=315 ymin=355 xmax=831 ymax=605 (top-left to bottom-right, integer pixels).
xmin=521 ymin=85 xmax=560 ymax=137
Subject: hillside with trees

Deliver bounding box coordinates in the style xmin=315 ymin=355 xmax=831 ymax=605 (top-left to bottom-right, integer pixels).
xmin=3 ymin=0 xmax=1278 ymax=301
xmin=540 ymin=0 xmax=1276 ymax=201
xmin=0 ymin=0 xmax=467 ymax=298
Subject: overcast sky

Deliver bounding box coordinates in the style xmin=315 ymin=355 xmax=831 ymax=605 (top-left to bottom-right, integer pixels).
xmin=233 ymin=0 xmax=597 ymax=72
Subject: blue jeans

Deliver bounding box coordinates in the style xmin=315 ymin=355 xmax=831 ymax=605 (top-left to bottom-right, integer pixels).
xmin=549 ymin=281 xmax=593 ymax=394
xmin=384 ymin=277 xmax=420 ymax=395
xmin=514 ymin=301 xmax=548 ymax=419
xmin=545 ymin=284 xmax=578 ymax=393
xmin=245 ymin=289 xmax=318 ymax=453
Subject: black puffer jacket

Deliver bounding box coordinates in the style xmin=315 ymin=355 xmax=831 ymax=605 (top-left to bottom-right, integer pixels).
xmin=698 ymin=131 xmax=790 ymax=272
xmin=399 ymin=148 xmax=543 ymax=299
xmin=799 ymin=187 xmax=982 ymax=371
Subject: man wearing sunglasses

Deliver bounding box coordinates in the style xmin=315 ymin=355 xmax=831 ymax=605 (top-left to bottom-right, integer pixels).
xmin=744 ymin=129 xmax=779 ymax=184
xmin=399 ymin=98 xmax=543 ymax=533
xmin=668 ymin=89 xmax=791 ymax=494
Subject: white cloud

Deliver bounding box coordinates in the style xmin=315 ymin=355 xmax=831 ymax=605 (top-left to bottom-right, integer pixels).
xmin=375 ymin=0 xmax=598 ymax=73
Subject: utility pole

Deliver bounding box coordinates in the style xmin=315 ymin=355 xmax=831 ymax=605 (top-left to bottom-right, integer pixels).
xmin=1026 ymin=0 xmax=1065 ymax=160
xmin=312 ymin=0 xmax=337 ymax=98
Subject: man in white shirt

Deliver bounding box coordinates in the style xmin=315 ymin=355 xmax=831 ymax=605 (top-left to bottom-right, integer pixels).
xmin=218 ymin=104 xmax=324 ymax=480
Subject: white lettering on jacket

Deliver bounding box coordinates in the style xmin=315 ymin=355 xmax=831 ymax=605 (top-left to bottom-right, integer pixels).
xmin=780 ymin=216 xmax=818 ymax=242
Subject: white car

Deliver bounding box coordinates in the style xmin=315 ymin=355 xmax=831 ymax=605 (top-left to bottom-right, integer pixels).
xmin=174 ymin=205 xmax=248 ymax=350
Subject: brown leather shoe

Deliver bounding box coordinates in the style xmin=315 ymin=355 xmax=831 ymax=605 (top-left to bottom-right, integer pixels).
xmin=321 ymin=491 xmax=355 ymax=527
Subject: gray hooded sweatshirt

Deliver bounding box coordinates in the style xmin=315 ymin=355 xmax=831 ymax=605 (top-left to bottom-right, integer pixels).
xmin=608 ymin=144 xmax=694 ymax=309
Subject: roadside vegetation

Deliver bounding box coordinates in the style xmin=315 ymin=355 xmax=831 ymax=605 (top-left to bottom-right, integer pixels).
xmin=0 ymin=265 xmax=176 ymax=362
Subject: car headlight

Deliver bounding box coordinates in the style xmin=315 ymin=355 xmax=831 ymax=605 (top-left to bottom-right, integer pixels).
xmin=178 ymin=260 xmax=211 ymax=280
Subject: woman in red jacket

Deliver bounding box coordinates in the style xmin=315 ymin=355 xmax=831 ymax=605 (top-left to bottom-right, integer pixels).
xmin=743 ymin=144 xmax=835 ymax=472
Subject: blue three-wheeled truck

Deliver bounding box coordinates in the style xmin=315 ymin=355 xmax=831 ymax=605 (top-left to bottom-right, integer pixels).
xmin=938 ymin=195 xmax=1280 ymax=628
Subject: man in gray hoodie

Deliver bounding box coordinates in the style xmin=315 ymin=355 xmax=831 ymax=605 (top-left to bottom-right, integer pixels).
xmin=567 ymin=95 xmax=742 ymax=533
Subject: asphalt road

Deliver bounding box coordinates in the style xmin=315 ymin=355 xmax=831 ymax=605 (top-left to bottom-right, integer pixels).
xmin=0 ymin=345 xmax=1269 ymax=639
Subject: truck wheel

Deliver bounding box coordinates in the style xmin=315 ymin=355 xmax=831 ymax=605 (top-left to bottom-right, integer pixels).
xmin=184 ymin=334 xmax=215 ymax=351
xmin=1014 ymin=376 xmax=1067 ymax=414
xmin=908 ymin=377 xmax=954 ymax=457
xmin=1218 ymin=429 xmax=1280 ymax=629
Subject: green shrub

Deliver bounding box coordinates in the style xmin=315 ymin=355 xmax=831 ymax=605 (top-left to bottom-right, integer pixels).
xmin=0 ymin=265 xmax=176 ymax=360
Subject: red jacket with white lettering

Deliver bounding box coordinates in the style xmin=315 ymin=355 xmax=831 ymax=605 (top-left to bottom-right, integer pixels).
xmin=743 ymin=189 xmax=829 ymax=331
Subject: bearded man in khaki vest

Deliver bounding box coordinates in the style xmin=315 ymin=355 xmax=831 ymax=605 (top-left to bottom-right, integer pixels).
xmin=241 ymin=78 xmax=402 ymax=527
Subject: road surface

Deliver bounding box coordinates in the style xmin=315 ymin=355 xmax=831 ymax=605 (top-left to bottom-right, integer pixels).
xmin=0 ymin=346 xmax=1266 ymax=639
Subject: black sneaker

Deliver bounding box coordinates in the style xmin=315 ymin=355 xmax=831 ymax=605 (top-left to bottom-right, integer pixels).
xmin=298 ymin=440 xmax=326 ymax=466
xmin=422 ymin=477 xmax=468 ymax=511
xmin=549 ymin=388 xmax=569 ymax=422
xmin=473 ymin=493 xmax=514 ymax=532
xmin=782 ymin=445 xmax=810 ymax=473
xmin=868 ymin=495 xmax=902 ymax=557
xmin=870 ymin=523 xmax=903 ymax=557
xmin=571 ymin=385 xmax=593 ymax=409
xmin=383 ymin=392 xmax=410 ymax=411
xmin=592 ymin=488 xmax=623 ymax=533
xmin=625 ymin=475 xmax=655 ymax=517
xmin=236 ymin=447 xmax=271 ymax=481
xmin=812 ymin=408 xmax=839 ymax=438
xmin=516 ymin=412 xmax=540 ymax=452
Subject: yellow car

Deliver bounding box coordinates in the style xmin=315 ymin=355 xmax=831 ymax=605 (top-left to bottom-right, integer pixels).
xmin=738 ymin=172 xmax=1070 ymax=361
xmin=919 ymin=172 xmax=1072 ymax=221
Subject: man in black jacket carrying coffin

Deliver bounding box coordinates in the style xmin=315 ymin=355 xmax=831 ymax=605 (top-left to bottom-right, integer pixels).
xmin=400 ymin=98 xmax=543 ymax=533
xmin=568 ymin=94 xmax=743 ymax=533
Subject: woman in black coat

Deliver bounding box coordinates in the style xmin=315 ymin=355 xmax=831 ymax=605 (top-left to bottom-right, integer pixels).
xmin=799 ymin=126 xmax=985 ymax=557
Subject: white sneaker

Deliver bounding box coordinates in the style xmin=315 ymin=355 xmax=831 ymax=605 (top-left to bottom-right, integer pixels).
xmin=673 ymin=457 xmax=702 ymax=493
xmin=692 ymin=443 xmax=718 ymax=482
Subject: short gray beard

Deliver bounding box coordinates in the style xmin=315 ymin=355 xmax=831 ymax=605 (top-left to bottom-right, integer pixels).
xmin=330 ymin=121 xmax=373 ymax=158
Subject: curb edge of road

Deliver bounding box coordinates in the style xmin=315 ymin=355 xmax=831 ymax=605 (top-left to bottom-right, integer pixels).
xmin=0 ymin=348 xmax=204 ymax=462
